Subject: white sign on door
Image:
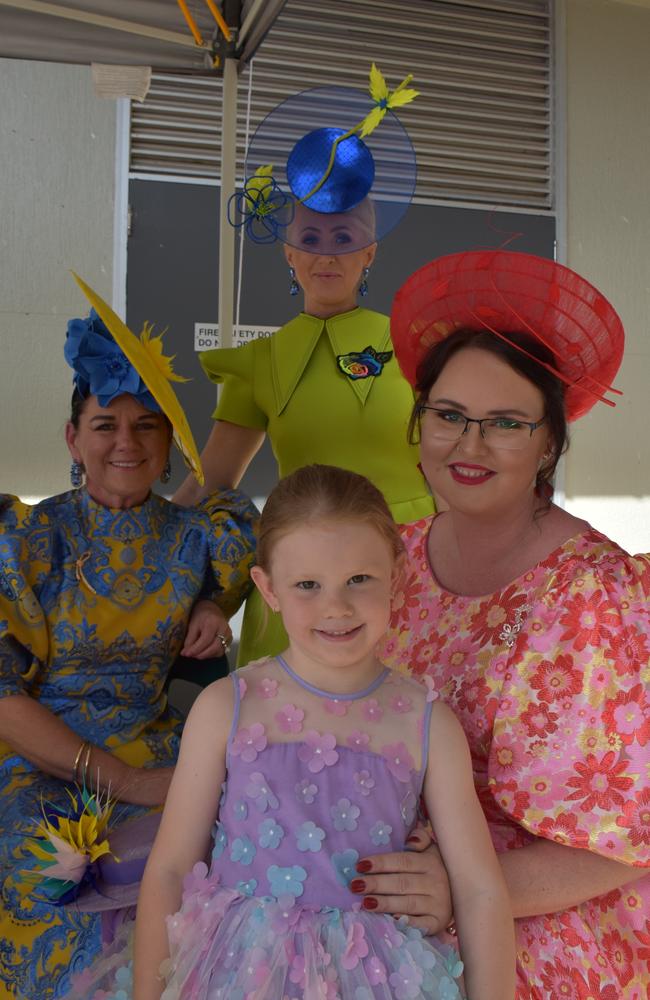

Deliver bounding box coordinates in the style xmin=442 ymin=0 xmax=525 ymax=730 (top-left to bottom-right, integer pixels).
xmin=194 ymin=324 xmax=278 ymax=351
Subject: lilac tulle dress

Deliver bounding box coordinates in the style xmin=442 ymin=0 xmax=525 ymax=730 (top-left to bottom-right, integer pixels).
xmin=78 ymin=656 xmax=465 ymax=999
xmin=162 ymin=656 xmax=464 ymax=999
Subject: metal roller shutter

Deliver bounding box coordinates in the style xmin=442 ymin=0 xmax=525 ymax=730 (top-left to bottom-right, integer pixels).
xmin=129 ymin=0 xmax=553 ymax=211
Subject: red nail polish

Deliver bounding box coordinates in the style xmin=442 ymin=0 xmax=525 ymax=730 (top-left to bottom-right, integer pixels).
xmin=356 ymin=860 xmax=372 ymax=874
xmin=349 ymin=879 xmax=366 ymax=894
xmin=362 ymin=897 xmax=378 ymax=910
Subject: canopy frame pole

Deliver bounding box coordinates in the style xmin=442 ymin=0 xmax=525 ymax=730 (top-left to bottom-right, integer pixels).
xmin=0 ymin=0 xmax=206 ymax=49
xmin=218 ymin=52 xmax=238 ymax=350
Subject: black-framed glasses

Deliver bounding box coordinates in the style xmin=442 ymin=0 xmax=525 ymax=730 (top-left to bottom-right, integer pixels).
xmin=418 ymin=406 xmax=546 ymax=451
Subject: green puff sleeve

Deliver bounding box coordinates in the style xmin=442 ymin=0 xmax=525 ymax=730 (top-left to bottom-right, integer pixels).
xmin=199 ymin=342 xmax=268 ymax=430
xmin=193 ymin=489 xmax=259 ymax=618
xmin=0 ymin=496 xmax=49 ymax=698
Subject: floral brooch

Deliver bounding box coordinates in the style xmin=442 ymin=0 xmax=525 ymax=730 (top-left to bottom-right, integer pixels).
xmin=336 ymin=345 xmax=393 ymax=380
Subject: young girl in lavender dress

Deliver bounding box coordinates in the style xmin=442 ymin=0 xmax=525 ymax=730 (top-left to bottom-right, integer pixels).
xmin=131 ymin=464 xmax=514 ymax=1000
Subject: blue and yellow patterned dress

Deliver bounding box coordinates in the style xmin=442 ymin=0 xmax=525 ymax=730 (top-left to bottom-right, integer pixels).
xmin=0 ymin=487 xmax=258 ymax=1000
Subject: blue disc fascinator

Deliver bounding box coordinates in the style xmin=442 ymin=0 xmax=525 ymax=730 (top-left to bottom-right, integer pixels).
xmin=228 ymin=65 xmax=418 ymax=254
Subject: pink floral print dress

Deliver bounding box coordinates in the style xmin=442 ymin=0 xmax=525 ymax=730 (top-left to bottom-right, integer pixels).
xmin=380 ymin=517 xmax=650 ymax=999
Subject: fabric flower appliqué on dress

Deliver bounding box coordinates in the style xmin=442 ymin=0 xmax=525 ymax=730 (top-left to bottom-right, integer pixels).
xmin=231 ymin=723 xmax=267 ymax=763
xmin=347 ymin=730 xmax=371 ymax=750
xmin=390 ymin=694 xmax=413 ymax=714
xmin=297 ymin=730 xmax=339 ymax=773
xmin=381 ymin=742 xmax=415 ymax=782
xmin=331 ymin=797 xmax=360 ymax=832
xmin=296 ymin=821 xmax=326 ymax=853
xmin=370 ymin=820 xmax=393 ymax=845
xmin=295 ymin=778 xmax=318 ymax=804
xmin=212 ymin=824 xmax=227 ymax=858
xmin=362 ymin=699 xmax=383 ymax=723
xmin=230 ymin=836 xmax=256 ymax=865
xmin=233 ymin=799 xmax=248 ymax=820
xmin=324 ymin=698 xmax=348 ymax=716
xmin=245 ymin=771 xmax=280 ymax=812
xmin=331 ymin=849 xmax=359 ymax=887
xmin=365 ymin=955 xmax=388 ymax=985
xmin=341 ymin=921 xmax=369 ymax=970
xmin=236 ymin=878 xmax=258 ymax=896
xmin=258 ymin=818 xmax=284 ymax=849
xmin=267 ymin=864 xmax=307 ymax=898
xmin=275 ymin=703 xmax=305 ymax=734
xmin=354 ymin=770 xmax=375 ymax=797
xmin=389 ymin=961 xmax=424 ymax=999
xmin=259 ymin=677 xmax=279 ymax=699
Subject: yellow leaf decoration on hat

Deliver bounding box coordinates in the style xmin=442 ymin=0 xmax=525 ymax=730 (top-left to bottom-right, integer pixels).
xmin=244 ymin=164 xmax=276 ymax=215
xmin=140 ymin=323 xmax=188 ymax=384
xmin=359 ymin=63 xmax=419 ymax=138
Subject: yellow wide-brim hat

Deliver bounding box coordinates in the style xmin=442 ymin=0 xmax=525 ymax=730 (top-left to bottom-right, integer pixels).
xmin=73 ymin=273 xmax=204 ymax=484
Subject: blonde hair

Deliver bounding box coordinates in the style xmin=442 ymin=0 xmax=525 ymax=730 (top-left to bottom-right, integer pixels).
xmin=286 ymin=197 xmax=377 ymax=248
xmin=256 ymin=464 xmax=403 ymax=572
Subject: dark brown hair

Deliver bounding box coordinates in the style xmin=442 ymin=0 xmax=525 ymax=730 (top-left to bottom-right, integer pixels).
xmin=68 ymin=389 xmax=172 ymax=436
xmin=256 ymin=464 xmax=404 ymax=571
xmin=408 ymin=328 xmax=568 ymax=497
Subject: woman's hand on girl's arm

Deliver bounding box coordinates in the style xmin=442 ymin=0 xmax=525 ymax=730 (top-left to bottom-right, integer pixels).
xmin=134 ymin=677 xmax=233 ymax=1000
xmin=351 ymin=836 xmax=452 ymax=935
xmin=181 ymin=600 xmax=232 ymax=659
xmin=425 ymin=703 xmax=515 ymax=1000
xmin=172 ymin=421 xmax=266 ymax=506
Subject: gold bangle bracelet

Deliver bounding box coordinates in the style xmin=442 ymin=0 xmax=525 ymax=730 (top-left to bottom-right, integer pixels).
xmin=72 ymin=740 xmax=87 ymax=782
xmin=81 ymin=742 xmax=93 ymax=784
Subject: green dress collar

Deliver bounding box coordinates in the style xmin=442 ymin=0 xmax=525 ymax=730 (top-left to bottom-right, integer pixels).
xmin=271 ymin=307 xmax=391 ymax=416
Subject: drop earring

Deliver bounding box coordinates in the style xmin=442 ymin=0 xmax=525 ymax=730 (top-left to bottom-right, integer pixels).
xmin=359 ymin=267 xmax=369 ymax=297
xmin=160 ymin=459 xmax=171 ymax=484
xmin=70 ymin=461 xmax=84 ymax=488
xmin=289 ymin=267 xmax=299 ymax=297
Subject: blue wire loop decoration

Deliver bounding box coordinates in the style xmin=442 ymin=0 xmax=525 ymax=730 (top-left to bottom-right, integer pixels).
xmin=227 ymin=175 xmax=295 ymax=246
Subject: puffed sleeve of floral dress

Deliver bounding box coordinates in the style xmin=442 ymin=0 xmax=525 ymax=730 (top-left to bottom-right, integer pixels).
xmin=192 ymin=488 xmax=259 ymax=618
xmin=0 ymin=496 xmax=51 ymax=699
xmin=487 ymin=530 xmax=650 ymax=870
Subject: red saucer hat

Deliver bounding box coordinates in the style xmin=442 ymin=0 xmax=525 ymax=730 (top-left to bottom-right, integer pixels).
xmin=391 ymin=250 xmax=625 ymax=420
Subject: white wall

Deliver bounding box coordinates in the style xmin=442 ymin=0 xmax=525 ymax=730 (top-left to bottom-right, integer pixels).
xmin=563 ymin=0 xmax=650 ymax=552
xmin=0 ymin=58 xmax=116 ymax=498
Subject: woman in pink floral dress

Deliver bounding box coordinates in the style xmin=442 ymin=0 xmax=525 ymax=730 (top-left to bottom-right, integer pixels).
xmin=355 ymin=251 xmax=650 ymax=998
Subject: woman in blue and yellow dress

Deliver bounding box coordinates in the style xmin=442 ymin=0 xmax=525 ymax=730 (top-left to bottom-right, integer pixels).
xmin=0 ymin=277 xmax=258 ymax=1000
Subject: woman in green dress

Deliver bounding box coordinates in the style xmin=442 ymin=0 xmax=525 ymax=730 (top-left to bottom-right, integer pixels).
xmin=174 ymin=68 xmax=433 ymax=663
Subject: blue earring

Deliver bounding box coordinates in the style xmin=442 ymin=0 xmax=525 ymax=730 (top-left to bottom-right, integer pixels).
xmin=70 ymin=461 xmax=83 ymax=488
xmin=160 ymin=459 xmax=171 ymax=484
xmin=359 ymin=267 xmax=369 ymax=297
xmin=289 ymin=267 xmax=299 ymax=297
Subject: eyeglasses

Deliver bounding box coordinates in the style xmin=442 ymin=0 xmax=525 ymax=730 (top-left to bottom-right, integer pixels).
xmin=418 ymin=406 xmax=546 ymax=451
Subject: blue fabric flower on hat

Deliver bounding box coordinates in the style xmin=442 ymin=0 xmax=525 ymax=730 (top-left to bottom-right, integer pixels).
xmin=64 ymin=310 xmax=160 ymax=411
